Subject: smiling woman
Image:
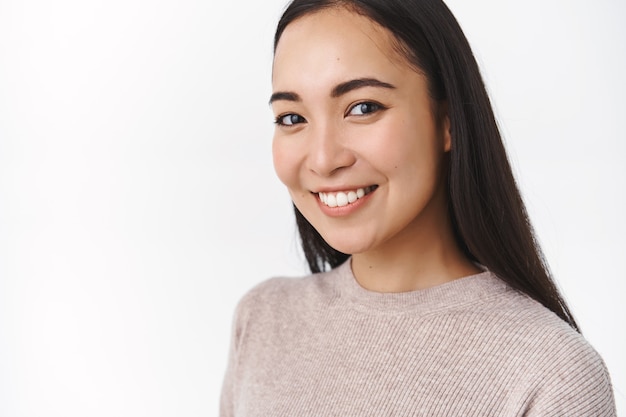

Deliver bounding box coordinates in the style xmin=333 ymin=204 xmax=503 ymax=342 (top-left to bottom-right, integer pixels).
xmin=220 ymin=0 xmax=617 ymax=415
xmin=270 ymin=10 xmax=476 ymax=291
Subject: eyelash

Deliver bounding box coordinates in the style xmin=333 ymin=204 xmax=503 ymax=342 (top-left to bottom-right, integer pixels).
xmin=345 ymin=101 xmax=386 ymax=117
xmin=274 ymin=113 xmax=306 ymax=127
xmin=274 ymin=101 xmax=387 ymax=127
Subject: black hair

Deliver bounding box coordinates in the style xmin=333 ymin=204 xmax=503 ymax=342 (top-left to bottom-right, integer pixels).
xmin=274 ymin=0 xmax=579 ymax=331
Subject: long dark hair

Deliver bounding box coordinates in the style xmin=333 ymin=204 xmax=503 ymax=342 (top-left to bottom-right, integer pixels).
xmin=274 ymin=0 xmax=579 ymax=331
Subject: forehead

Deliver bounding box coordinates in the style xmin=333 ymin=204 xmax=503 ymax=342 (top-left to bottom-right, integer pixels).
xmin=272 ymin=8 xmax=411 ymax=89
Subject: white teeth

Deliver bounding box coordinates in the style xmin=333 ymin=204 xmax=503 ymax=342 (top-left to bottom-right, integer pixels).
xmin=318 ymin=187 xmax=374 ymax=208
xmin=336 ymin=192 xmax=348 ymax=207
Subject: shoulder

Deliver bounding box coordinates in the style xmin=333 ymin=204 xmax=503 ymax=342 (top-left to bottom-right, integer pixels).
xmin=517 ymin=304 xmax=615 ymax=414
xmin=231 ymin=268 xmax=341 ymax=334
xmin=464 ymin=278 xmax=605 ymax=371
xmin=464 ymin=277 xmax=616 ymax=414
xmin=520 ymin=317 xmax=616 ymax=415
xmin=239 ymin=269 xmax=339 ymax=311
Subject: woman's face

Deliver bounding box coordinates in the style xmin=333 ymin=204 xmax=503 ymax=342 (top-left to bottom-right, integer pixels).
xmin=271 ymin=8 xmax=451 ymax=257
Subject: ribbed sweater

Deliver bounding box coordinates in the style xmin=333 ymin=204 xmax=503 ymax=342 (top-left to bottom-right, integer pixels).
xmin=220 ymin=260 xmax=616 ymax=416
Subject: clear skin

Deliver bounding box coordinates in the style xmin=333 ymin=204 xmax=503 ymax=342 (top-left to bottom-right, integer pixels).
xmin=271 ymin=8 xmax=480 ymax=292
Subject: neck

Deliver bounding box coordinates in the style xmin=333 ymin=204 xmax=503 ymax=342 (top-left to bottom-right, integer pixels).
xmin=351 ymin=215 xmax=480 ymax=293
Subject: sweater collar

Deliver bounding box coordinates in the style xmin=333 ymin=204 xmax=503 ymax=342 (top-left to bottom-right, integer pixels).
xmin=331 ymin=258 xmax=511 ymax=314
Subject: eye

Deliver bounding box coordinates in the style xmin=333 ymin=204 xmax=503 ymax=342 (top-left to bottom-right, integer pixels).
xmin=275 ymin=113 xmax=306 ymax=126
xmin=347 ymin=101 xmax=383 ymax=116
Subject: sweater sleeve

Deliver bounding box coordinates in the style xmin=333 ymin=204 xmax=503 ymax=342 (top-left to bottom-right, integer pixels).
xmin=219 ymin=291 xmax=251 ymax=417
xmin=523 ymin=340 xmax=616 ymax=416
xmin=219 ymin=309 xmax=237 ymax=417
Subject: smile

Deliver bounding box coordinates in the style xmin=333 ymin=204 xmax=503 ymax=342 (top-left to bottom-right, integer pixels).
xmin=317 ymin=186 xmax=377 ymax=208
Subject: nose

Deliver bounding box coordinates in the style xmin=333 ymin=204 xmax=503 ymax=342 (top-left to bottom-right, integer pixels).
xmin=305 ymin=123 xmax=356 ymax=177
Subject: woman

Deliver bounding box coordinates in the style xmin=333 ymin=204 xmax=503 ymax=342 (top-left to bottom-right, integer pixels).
xmin=221 ymin=0 xmax=616 ymax=415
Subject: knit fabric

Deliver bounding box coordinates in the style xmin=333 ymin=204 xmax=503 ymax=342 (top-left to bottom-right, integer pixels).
xmin=220 ymin=260 xmax=616 ymax=416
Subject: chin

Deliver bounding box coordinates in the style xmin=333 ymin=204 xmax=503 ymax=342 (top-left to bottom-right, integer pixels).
xmin=318 ymin=233 xmax=374 ymax=256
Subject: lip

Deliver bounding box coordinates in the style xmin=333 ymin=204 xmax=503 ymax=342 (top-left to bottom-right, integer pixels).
xmin=314 ymin=185 xmax=378 ymax=217
xmin=313 ymin=184 xmax=374 ymax=193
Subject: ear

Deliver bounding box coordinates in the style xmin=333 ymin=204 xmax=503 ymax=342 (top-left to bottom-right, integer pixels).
xmin=439 ymin=102 xmax=452 ymax=152
xmin=442 ymin=114 xmax=452 ymax=152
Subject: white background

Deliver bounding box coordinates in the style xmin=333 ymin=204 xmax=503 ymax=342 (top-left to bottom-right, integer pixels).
xmin=0 ymin=0 xmax=624 ymax=415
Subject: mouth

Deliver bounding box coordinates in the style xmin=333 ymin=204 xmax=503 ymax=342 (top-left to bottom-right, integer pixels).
xmin=317 ymin=185 xmax=378 ymax=208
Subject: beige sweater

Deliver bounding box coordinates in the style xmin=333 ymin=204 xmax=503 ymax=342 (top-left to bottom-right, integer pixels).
xmin=220 ymin=260 xmax=615 ymax=416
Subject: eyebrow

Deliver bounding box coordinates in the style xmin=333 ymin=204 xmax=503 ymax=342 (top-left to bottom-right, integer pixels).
xmin=268 ymin=91 xmax=301 ymax=104
xmin=331 ymin=78 xmax=396 ymax=97
xmin=269 ymin=78 xmax=396 ymax=105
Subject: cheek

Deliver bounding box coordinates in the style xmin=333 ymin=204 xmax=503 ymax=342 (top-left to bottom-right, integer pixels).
xmin=272 ymin=138 xmax=299 ymax=188
xmin=355 ymin=120 xmax=415 ymax=167
xmin=361 ymin=118 xmax=442 ymax=181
